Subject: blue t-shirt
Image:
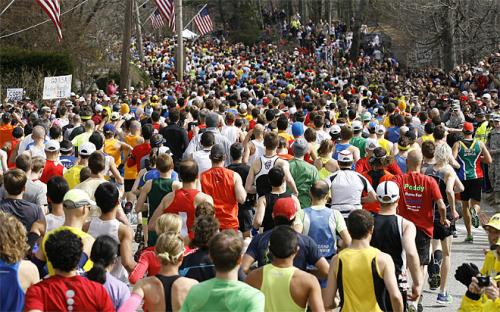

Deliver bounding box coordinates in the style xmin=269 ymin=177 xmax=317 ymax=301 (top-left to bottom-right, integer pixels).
xmin=138 ymin=169 xmax=178 ymax=188
xmin=59 ymin=155 xmax=77 ymax=169
xmin=245 ymin=228 xmax=322 ymax=270
xmin=0 ymin=260 xmax=24 ymax=312
xmin=387 ymin=126 xmax=400 ymax=143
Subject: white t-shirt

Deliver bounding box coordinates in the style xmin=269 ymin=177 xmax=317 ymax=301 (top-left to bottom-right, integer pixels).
xmin=192 ymin=149 xmax=212 ymax=177
xmin=45 ymin=214 xmax=65 ymax=232
xmin=327 ymin=169 xmax=374 ymax=218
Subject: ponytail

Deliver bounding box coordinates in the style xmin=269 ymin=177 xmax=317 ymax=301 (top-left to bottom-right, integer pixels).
xmin=87 ymin=261 xmax=107 ymax=284
xmin=87 ymin=235 xmax=119 ymax=284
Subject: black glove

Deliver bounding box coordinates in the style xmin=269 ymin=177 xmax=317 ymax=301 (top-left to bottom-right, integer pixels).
xmin=455 ymin=262 xmax=480 ymax=287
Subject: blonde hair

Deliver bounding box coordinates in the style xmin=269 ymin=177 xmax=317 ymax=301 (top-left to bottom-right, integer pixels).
xmin=156 ymin=232 xmax=184 ymax=265
xmin=156 ymin=213 xmax=182 ymax=235
xmin=434 ymin=143 xmax=452 ymax=165
xmin=31 ymin=156 xmax=45 ymax=173
xmin=0 ymin=211 xmax=28 ymax=263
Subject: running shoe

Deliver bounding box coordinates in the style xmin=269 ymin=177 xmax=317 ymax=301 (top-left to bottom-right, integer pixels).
xmin=417 ymin=303 xmax=423 ymax=312
xmin=436 ymin=292 xmax=453 ymax=305
xmin=428 ymin=271 xmax=441 ymax=290
xmin=464 ymin=234 xmax=473 ymax=243
xmin=470 ymin=207 xmax=480 ymax=228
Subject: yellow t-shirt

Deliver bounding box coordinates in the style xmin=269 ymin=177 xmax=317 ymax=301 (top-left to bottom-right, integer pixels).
xmin=124 ymin=134 xmax=140 ymax=180
xmin=63 ymin=165 xmax=84 ymax=189
xmin=43 ymin=226 xmax=93 ymax=276
xmin=481 ymin=250 xmax=500 ymax=276
xmin=104 ymin=138 xmax=121 ymax=166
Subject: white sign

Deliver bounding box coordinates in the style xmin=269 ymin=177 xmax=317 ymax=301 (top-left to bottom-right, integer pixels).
xmin=6 ymin=88 xmax=23 ymax=101
xmin=42 ymin=75 xmax=72 ymax=100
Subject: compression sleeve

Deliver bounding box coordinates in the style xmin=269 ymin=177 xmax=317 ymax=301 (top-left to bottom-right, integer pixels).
xmin=117 ymin=293 xmax=142 ymax=312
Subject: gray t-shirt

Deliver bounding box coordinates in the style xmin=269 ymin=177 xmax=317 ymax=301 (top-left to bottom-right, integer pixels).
xmin=0 ymin=198 xmax=45 ymax=232
xmin=0 ymin=179 xmax=47 ymax=208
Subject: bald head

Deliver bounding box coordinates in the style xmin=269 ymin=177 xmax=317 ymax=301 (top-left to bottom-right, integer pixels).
xmin=253 ymin=124 xmax=265 ymax=138
xmin=406 ymin=149 xmax=423 ymax=171
xmin=32 ymin=126 xmax=46 ymax=140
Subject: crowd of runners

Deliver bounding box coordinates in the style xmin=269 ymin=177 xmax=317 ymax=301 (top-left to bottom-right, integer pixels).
xmin=1 ymin=19 xmax=500 ymax=312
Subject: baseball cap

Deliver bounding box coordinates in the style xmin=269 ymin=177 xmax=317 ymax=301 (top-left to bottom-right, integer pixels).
xmin=463 ymin=122 xmax=474 ymax=133
xmin=79 ymin=142 xmax=96 ymax=156
xmin=482 ymin=93 xmax=491 ymax=100
xmin=330 ymin=124 xmax=341 ymax=135
xmin=368 ymin=121 xmax=378 ymax=129
xmin=361 ymin=112 xmax=372 ymax=121
xmin=60 ymin=140 xmax=73 ymax=153
xmin=365 ymin=138 xmax=379 ymax=151
xmin=45 ymin=140 xmax=60 ymax=152
xmin=338 ymin=150 xmax=353 ymax=163
xmin=70 ymin=92 xmax=76 ymax=97
xmin=63 ymin=189 xmax=96 ymax=208
xmin=291 ymin=122 xmax=304 ymax=137
xmin=150 ymin=133 xmax=165 ymax=147
xmin=272 ymin=197 xmax=297 ymax=221
xmin=352 ymin=120 xmax=363 ymax=131
xmin=239 ymin=103 xmax=248 ymax=112
xmin=475 ymin=109 xmax=485 ymax=117
xmin=103 ymin=124 xmax=116 ymax=133
xmin=158 ymin=146 xmax=172 ymax=155
xmin=292 ymin=138 xmax=308 ymax=157
xmin=376 ymin=181 xmax=400 ymax=204
xmin=484 ymin=213 xmax=500 ymax=231
xmin=209 ymin=144 xmax=225 ymax=161
xmin=491 ymin=114 xmax=500 ymax=122
xmin=111 ymin=112 xmax=120 ymax=121
xmin=375 ymin=125 xmax=386 ymax=134
xmin=95 ymin=104 xmax=103 ymax=112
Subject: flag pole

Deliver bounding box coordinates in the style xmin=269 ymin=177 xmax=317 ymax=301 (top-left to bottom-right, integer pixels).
xmin=183 ymin=3 xmax=207 ymax=30
xmin=175 ymin=0 xmax=184 ymax=81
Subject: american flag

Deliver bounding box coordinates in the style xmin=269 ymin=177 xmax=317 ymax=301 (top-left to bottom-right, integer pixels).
xmin=36 ymin=0 xmax=62 ymax=41
xmin=151 ymin=9 xmax=164 ymax=30
xmin=154 ymin=0 xmax=175 ymax=32
xmin=194 ymin=7 xmax=213 ymax=36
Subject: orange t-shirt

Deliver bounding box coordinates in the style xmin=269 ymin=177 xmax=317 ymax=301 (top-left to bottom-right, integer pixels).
xmin=200 ymin=167 xmax=238 ymax=230
xmin=0 ymin=124 xmax=14 ymax=150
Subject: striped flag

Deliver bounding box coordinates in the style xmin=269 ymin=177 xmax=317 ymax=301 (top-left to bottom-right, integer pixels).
xmin=36 ymin=0 xmax=62 ymax=41
xmin=151 ymin=9 xmax=164 ymax=30
xmin=154 ymin=0 xmax=175 ymax=32
xmin=194 ymin=7 xmax=213 ymax=36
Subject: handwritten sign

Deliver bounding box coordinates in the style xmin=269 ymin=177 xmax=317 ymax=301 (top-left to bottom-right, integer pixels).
xmin=6 ymin=88 xmax=23 ymax=101
xmin=42 ymin=75 xmax=72 ymax=100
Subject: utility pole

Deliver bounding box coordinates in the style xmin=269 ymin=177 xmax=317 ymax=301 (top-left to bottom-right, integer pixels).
xmin=120 ymin=0 xmax=133 ymax=92
xmin=175 ymin=0 xmax=184 ymax=81
xmin=134 ymin=0 xmax=144 ymax=62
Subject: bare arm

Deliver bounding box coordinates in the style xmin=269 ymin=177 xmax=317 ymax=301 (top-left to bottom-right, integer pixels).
xmin=135 ymin=181 xmax=152 ymax=213
xmin=436 ymin=199 xmax=449 ymax=227
xmin=241 ymin=254 xmax=255 ymax=274
xmin=148 ymin=193 xmax=174 ymax=231
xmin=323 ymin=256 xmax=338 ymax=309
xmin=307 ymin=274 xmax=325 ymax=312
xmin=314 ymin=257 xmax=330 ymax=279
xmin=243 ymin=141 xmax=253 ymax=164
xmin=245 ymin=162 xmax=256 ymax=194
xmin=379 ymin=253 xmax=404 ymax=312
xmin=480 ymin=141 xmax=492 ymax=164
xmin=130 ymin=169 xmax=147 ymax=196
xmin=109 ymin=160 xmax=124 ymax=185
xmin=338 ymin=229 xmax=351 ymax=249
xmin=452 ymin=142 xmax=459 ymax=160
xmin=401 ymin=221 xmax=421 ymax=301
xmin=252 ymin=196 xmax=266 ymax=229
xmin=233 ymin=172 xmax=247 ymax=204
xmin=279 ymin=160 xmax=298 ymax=196
xmin=119 ymin=224 xmax=137 ymax=272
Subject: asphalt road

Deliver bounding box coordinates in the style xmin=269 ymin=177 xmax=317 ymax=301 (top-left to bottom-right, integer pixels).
xmin=420 ymin=196 xmax=499 ymax=311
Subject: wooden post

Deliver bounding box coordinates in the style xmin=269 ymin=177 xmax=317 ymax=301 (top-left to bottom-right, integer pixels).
xmin=134 ymin=0 xmax=144 ymax=62
xmin=175 ymin=0 xmax=184 ymax=81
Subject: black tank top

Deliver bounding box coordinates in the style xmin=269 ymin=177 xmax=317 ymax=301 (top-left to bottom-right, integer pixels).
xmin=262 ymin=192 xmax=291 ymax=232
xmin=370 ymin=214 xmax=405 ymax=276
xmin=424 ymin=164 xmax=451 ymax=220
xmin=155 ymin=274 xmax=181 ymax=312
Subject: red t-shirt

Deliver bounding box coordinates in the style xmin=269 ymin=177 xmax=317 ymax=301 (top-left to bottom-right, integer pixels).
xmin=127 ymin=142 xmax=151 ymax=171
xmin=24 ymin=275 xmax=114 ymax=312
xmin=40 ymin=160 xmax=65 ymax=184
xmin=355 ymin=157 xmax=403 ymax=176
xmin=393 ymin=172 xmax=442 ymax=237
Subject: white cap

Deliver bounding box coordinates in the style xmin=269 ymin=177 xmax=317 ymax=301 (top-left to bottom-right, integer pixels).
xmin=376 ymin=181 xmax=400 ymax=204
xmin=95 ymin=104 xmax=103 ymax=112
xmin=491 ymin=113 xmax=500 ymax=122
xmin=103 ymin=95 xmax=110 ymax=101
xmin=111 ymin=112 xmax=120 ymax=121
xmin=375 ymin=125 xmax=386 ymax=134
xmin=45 ymin=140 xmax=60 ymax=152
xmin=70 ymin=92 xmax=76 ymax=97
xmin=330 ymin=124 xmax=341 ymax=135
xmin=482 ymin=93 xmax=491 ymax=100
xmin=78 ymin=96 xmax=85 ymax=102
xmin=158 ymin=146 xmax=172 ymax=155
xmin=338 ymin=150 xmax=353 ymax=163
xmin=365 ymin=138 xmax=380 ymax=150
xmin=352 ymin=120 xmax=363 ymax=131
xmin=79 ymin=142 xmax=96 ymax=156
xmin=239 ymin=103 xmax=248 ymax=111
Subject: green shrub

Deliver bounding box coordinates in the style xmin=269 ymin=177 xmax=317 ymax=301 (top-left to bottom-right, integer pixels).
xmin=0 ymin=48 xmax=73 ymax=76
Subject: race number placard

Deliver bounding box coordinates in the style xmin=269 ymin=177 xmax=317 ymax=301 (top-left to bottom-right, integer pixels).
xmin=42 ymin=75 xmax=72 ymax=100
xmin=6 ymin=88 xmax=23 ymax=101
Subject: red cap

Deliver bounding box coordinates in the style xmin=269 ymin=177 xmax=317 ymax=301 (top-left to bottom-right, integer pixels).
xmin=272 ymin=197 xmax=297 ymax=221
xmin=463 ymin=122 xmax=474 ymax=132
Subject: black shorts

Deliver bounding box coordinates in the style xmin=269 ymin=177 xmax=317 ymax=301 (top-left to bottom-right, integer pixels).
xmin=124 ymin=179 xmax=135 ymax=192
xmin=433 ymin=221 xmax=452 ymax=240
xmin=238 ymin=205 xmax=253 ymax=233
xmin=415 ymin=229 xmax=431 ymax=266
xmin=460 ymin=178 xmax=483 ymax=202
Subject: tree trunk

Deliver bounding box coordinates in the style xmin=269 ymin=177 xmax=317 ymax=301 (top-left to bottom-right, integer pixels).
xmin=442 ymin=1 xmax=456 ymax=72
xmin=119 ymin=0 xmax=133 ymax=92
xmin=350 ymin=0 xmax=367 ymax=60
xmin=218 ymin=0 xmax=227 ymax=32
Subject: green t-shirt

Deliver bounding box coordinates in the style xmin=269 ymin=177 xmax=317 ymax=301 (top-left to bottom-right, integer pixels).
xmin=180 ymin=278 xmax=265 ymax=312
xmin=350 ymin=136 xmax=367 ymax=158
xmin=288 ymin=158 xmax=320 ymax=208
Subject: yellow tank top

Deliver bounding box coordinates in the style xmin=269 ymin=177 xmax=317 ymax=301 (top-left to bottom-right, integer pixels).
xmin=43 ymin=226 xmax=93 ymax=276
xmin=318 ymin=157 xmax=332 ymax=179
xmin=124 ymin=134 xmax=139 ymax=180
xmin=104 ymin=138 xmax=121 ymax=166
xmin=421 ymin=134 xmax=435 ymax=142
xmin=337 ymin=247 xmax=384 ymax=312
xmin=261 ymin=264 xmax=305 ymax=312
xmin=378 ymin=138 xmax=391 ymax=155
xmin=64 ymin=165 xmax=84 ymax=189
